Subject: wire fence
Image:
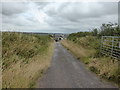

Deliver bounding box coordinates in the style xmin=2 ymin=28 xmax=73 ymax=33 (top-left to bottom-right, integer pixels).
xmin=101 ymin=36 xmax=120 ymax=60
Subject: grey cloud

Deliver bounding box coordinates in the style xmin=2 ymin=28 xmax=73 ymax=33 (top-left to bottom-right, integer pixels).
xmin=1 ymin=2 xmax=118 ymax=33
xmin=2 ymin=2 xmax=28 ymax=16
xmin=35 ymin=2 xmax=50 ymax=9
xmin=44 ymin=2 xmax=117 ymax=23
xmin=62 ymin=2 xmax=117 ymax=22
xmin=44 ymin=2 xmax=70 ymax=16
xmin=3 ymin=15 xmax=37 ymax=26
xmin=1 ymin=2 xmax=36 ymax=27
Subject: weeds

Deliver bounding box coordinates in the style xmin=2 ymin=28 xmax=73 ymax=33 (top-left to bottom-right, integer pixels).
xmin=2 ymin=32 xmax=52 ymax=70
xmin=2 ymin=32 xmax=54 ymax=88
xmin=61 ymin=36 xmax=119 ymax=86
xmin=89 ymin=66 xmax=100 ymax=74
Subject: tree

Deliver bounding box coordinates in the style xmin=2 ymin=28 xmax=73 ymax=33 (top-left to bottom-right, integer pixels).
xmin=92 ymin=28 xmax=98 ymax=36
xmin=98 ymin=23 xmax=120 ymax=36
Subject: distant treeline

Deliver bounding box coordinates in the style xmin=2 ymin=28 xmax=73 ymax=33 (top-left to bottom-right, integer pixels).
xmin=68 ymin=23 xmax=120 ymax=39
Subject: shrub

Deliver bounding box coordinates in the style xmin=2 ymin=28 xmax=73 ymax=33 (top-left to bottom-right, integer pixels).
xmin=89 ymin=66 xmax=100 ymax=74
xmin=2 ymin=32 xmax=52 ymax=69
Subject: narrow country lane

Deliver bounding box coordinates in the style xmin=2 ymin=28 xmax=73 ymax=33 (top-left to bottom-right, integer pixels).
xmin=37 ymin=42 xmax=117 ymax=88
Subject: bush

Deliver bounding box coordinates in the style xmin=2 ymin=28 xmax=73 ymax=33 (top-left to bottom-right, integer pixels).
xmin=2 ymin=32 xmax=52 ymax=69
xmin=89 ymin=66 xmax=100 ymax=74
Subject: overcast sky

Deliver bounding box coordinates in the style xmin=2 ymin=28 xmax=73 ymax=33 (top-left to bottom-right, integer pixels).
xmin=1 ymin=1 xmax=118 ymax=33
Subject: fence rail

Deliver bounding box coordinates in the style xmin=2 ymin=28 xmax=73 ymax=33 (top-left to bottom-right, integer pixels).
xmin=101 ymin=36 xmax=120 ymax=60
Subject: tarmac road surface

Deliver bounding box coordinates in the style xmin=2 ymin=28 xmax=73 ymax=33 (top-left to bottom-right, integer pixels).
xmin=37 ymin=42 xmax=117 ymax=88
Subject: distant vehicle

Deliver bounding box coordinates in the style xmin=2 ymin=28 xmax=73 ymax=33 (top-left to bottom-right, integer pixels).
xmin=53 ymin=33 xmax=69 ymax=42
xmin=55 ymin=37 xmax=63 ymax=42
xmin=55 ymin=39 xmax=58 ymax=42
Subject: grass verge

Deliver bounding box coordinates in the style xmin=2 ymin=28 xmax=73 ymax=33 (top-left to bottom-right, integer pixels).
xmin=61 ymin=37 xmax=119 ymax=87
xmin=2 ymin=32 xmax=55 ymax=88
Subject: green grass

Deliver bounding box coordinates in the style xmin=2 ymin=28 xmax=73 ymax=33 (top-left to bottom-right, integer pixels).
xmin=62 ymin=36 xmax=119 ymax=86
xmin=2 ymin=32 xmax=52 ymax=70
xmin=2 ymin=32 xmax=54 ymax=88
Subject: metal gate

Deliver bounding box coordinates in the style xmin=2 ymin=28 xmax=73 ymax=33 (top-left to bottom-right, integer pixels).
xmin=101 ymin=36 xmax=120 ymax=60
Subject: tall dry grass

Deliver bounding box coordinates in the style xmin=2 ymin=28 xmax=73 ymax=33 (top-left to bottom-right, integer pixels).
xmin=2 ymin=32 xmax=54 ymax=88
xmin=61 ymin=37 xmax=119 ymax=86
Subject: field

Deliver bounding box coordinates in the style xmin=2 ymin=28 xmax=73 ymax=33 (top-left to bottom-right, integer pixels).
xmin=2 ymin=32 xmax=54 ymax=88
xmin=62 ymin=36 xmax=119 ymax=86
